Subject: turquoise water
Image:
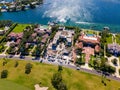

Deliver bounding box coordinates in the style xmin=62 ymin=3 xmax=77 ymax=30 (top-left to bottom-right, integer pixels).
xmin=86 ymin=34 xmax=94 ymax=37
xmin=0 ymin=0 xmax=120 ymax=33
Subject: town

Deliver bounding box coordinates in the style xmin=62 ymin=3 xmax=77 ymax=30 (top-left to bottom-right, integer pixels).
xmin=0 ymin=0 xmax=43 ymax=12
xmin=0 ymin=20 xmax=120 ymax=80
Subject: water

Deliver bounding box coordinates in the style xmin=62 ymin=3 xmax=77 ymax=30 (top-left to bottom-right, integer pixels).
xmin=0 ymin=0 xmax=120 ymax=33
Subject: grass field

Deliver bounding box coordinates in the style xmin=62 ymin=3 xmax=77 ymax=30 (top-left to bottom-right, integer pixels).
xmin=12 ymin=24 xmax=29 ymax=33
xmin=0 ymin=79 xmax=31 ymax=90
xmin=116 ymin=34 xmax=120 ymax=45
xmin=82 ymin=29 xmax=100 ymax=35
xmin=106 ymin=34 xmax=113 ymax=44
xmin=0 ymin=59 xmax=120 ymax=90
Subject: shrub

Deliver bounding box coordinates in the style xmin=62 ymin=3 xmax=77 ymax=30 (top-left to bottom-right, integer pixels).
xmin=58 ymin=65 xmax=63 ymax=72
xmin=51 ymin=71 xmax=68 ymax=90
xmin=14 ymin=61 xmax=19 ymax=68
xmin=111 ymin=59 xmax=117 ymax=65
xmin=3 ymin=60 xmax=7 ymax=66
xmin=25 ymin=63 xmax=32 ymax=74
xmin=1 ymin=70 xmax=8 ymax=78
xmin=51 ymin=72 xmax=62 ymax=89
xmin=119 ymin=69 xmax=120 ymax=75
xmin=58 ymin=82 xmax=67 ymax=90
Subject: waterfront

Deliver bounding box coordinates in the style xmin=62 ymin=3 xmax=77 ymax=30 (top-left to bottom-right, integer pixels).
xmin=0 ymin=0 xmax=120 ymax=32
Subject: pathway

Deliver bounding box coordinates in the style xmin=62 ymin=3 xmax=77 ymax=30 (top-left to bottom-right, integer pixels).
xmin=2 ymin=41 xmax=12 ymax=55
xmin=107 ymin=56 xmax=120 ymax=78
xmin=29 ymin=45 xmax=37 ymax=55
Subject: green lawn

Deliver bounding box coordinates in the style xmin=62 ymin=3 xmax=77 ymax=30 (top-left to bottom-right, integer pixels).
xmin=106 ymin=34 xmax=113 ymax=44
xmin=12 ymin=24 xmax=29 ymax=33
xmin=0 ymin=79 xmax=31 ymax=90
xmin=82 ymin=29 xmax=100 ymax=35
xmin=0 ymin=59 xmax=120 ymax=90
xmin=116 ymin=34 xmax=120 ymax=45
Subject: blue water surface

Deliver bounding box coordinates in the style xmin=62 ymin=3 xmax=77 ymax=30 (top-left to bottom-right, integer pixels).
xmin=0 ymin=0 xmax=120 ymax=33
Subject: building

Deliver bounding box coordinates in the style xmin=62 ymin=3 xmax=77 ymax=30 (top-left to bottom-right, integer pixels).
xmin=108 ymin=44 xmax=120 ymax=56
xmin=79 ymin=34 xmax=100 ymax=45
xmin=51 ymin=29 xmax=74 ymax=50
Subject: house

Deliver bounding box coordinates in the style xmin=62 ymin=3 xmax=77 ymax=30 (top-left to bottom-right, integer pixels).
xmin=0 ymin=30 xmax=5 ymax=35
xmin=51 ymin=29 xmax=74 ymax=50
xmin=108 ymin=44 xmax=120 ymax=56
xmin=8 ymin=32 xmax=23 ymax=41
xmin=79 ymin=34 xmax=100 ymax=45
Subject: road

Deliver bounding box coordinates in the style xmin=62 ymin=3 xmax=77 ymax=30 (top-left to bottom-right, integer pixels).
xmin=0 ymin=54 xmax=120 ymax=82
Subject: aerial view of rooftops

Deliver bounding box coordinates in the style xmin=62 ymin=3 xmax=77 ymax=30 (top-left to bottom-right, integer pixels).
xmin=0 ymin=0 xmax=120 ymax=90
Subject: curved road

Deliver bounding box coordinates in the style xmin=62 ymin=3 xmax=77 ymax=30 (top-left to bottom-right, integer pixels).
xmin=0 ymin=54 xmax=120 ymax=82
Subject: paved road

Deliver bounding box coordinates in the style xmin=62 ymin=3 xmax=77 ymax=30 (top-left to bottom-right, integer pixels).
xmin=0 ymin=54 xmax=120 ymax=82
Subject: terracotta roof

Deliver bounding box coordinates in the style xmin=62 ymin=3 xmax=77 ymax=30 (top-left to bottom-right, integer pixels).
xmin=79 ymin=34 xmax=100 ymax=44
xmin=31 ymin=33 xmax=37 ymax=37
xmin=95 ymin=45 xmax=100 ymax=52
xmin=42 ymin=34 xmax=49 ymax=38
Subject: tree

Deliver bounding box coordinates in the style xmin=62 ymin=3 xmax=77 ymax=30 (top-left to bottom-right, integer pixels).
xmin=58 ymin=82 xmax=67 ymax=90
xmin=100 ymin=64 xmax=116 ymax=74
xmin=3 ymin=60 xmax=7 ymax=66
xmin=111 ymin=59 xmax=117 ymax=65
xmin=25 ymin=63 xmax=32 ymax=74
xmin=14 ymin=61 xmax=19 ymax=68
xmin=51 ymin=72 xmax=62 ymax=89
xmin=119 ymin=69 xmax=120 ymax=75
xmin=58 ymin=65 xmax=63 ymax=72
xmin=93 ymin=59 xmax=101 ymax=70
xmin=1 ymin=70 xmax=8 ymax=78
xmin=75 ymin=57 xmax=85 ymax=66
xmin=51 ymin=66 xmax=67 ymax=90
xmin=75 ymin=48 xmax=82 ymax=55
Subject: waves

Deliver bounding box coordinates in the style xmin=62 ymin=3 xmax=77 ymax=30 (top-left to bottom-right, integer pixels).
xmin=44 ymin=0 xmax=96 ymax=23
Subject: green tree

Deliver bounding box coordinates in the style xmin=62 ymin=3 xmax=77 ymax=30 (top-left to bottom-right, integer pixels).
xmin=25 ymin=63 xmax=32 ymax=74
xmin=119 ymin=69 xmax=120 ymax=75
xmin=3 ymin=60 xmax=7 ymax=66
xmin=51 ymin=72 xmax=62 ymax=89
xmin=58 ymin=82 xmax=67 ymax=90
xmin=58 ymin=65 xmax=63 ymax=72
xmin=112 ymin=59 xmax=117 ymax=65
xmin=75 ymin=57 xmax=85 ymax=66
xmin=14 ymin=61 xmax=19 ymax=68
xmin=1 ymin=70 xmax=8 ymax=78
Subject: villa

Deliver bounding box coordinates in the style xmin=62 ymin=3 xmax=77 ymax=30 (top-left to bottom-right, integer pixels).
xmin=108 ymin=44 xmax=120 ymax=56
xmin=0 ymin=26 xmax=9 ymax=35
xmin=0 ymin=30 xmax=5 ymax=35
xmin=47 ymin=27 xmax=74 ymax=64
xmin=79 ymin=34 xmax=100 ymax=45
xmin=51 ymin=29 xmax=74 ymax=50
xmin=75 ymin=33 xmax=101 ymax=63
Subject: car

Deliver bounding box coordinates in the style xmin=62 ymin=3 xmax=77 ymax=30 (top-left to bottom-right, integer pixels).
xmin=20 ymin=55 xmax=25 ymax=59
xmin=76 ymin=67 xmax=80 ymax=70
xmin=32 ymin=57 xmax=35 ymax=60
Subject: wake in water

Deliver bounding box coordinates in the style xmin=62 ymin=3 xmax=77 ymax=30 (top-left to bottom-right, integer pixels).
xmin=44 ymin=0 xmax=96 ymax=23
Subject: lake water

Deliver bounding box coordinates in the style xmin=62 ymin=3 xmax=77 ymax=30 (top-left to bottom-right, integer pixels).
xmin=0 ymin=0 xmax=120 ymax=33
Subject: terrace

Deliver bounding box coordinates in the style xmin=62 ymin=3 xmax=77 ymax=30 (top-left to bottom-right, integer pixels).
xmin=79 ymin=34 xmax=100 ymax=45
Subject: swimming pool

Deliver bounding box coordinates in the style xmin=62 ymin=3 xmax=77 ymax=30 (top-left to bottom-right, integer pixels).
xmin=86 ymin=34 xmax=94 ymax=37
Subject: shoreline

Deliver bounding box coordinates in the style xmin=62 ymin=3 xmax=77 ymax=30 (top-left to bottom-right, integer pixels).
xmin=2 ymin=22 xmax=119 ymax=33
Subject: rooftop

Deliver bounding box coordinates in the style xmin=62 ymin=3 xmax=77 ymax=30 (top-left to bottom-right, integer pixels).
xmin=79 ymin=34 xmax=100 ymax=44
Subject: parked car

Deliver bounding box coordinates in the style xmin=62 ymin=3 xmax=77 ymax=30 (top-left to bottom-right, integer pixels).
xmin=76 ymin=67 xmax=80 ymax=70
